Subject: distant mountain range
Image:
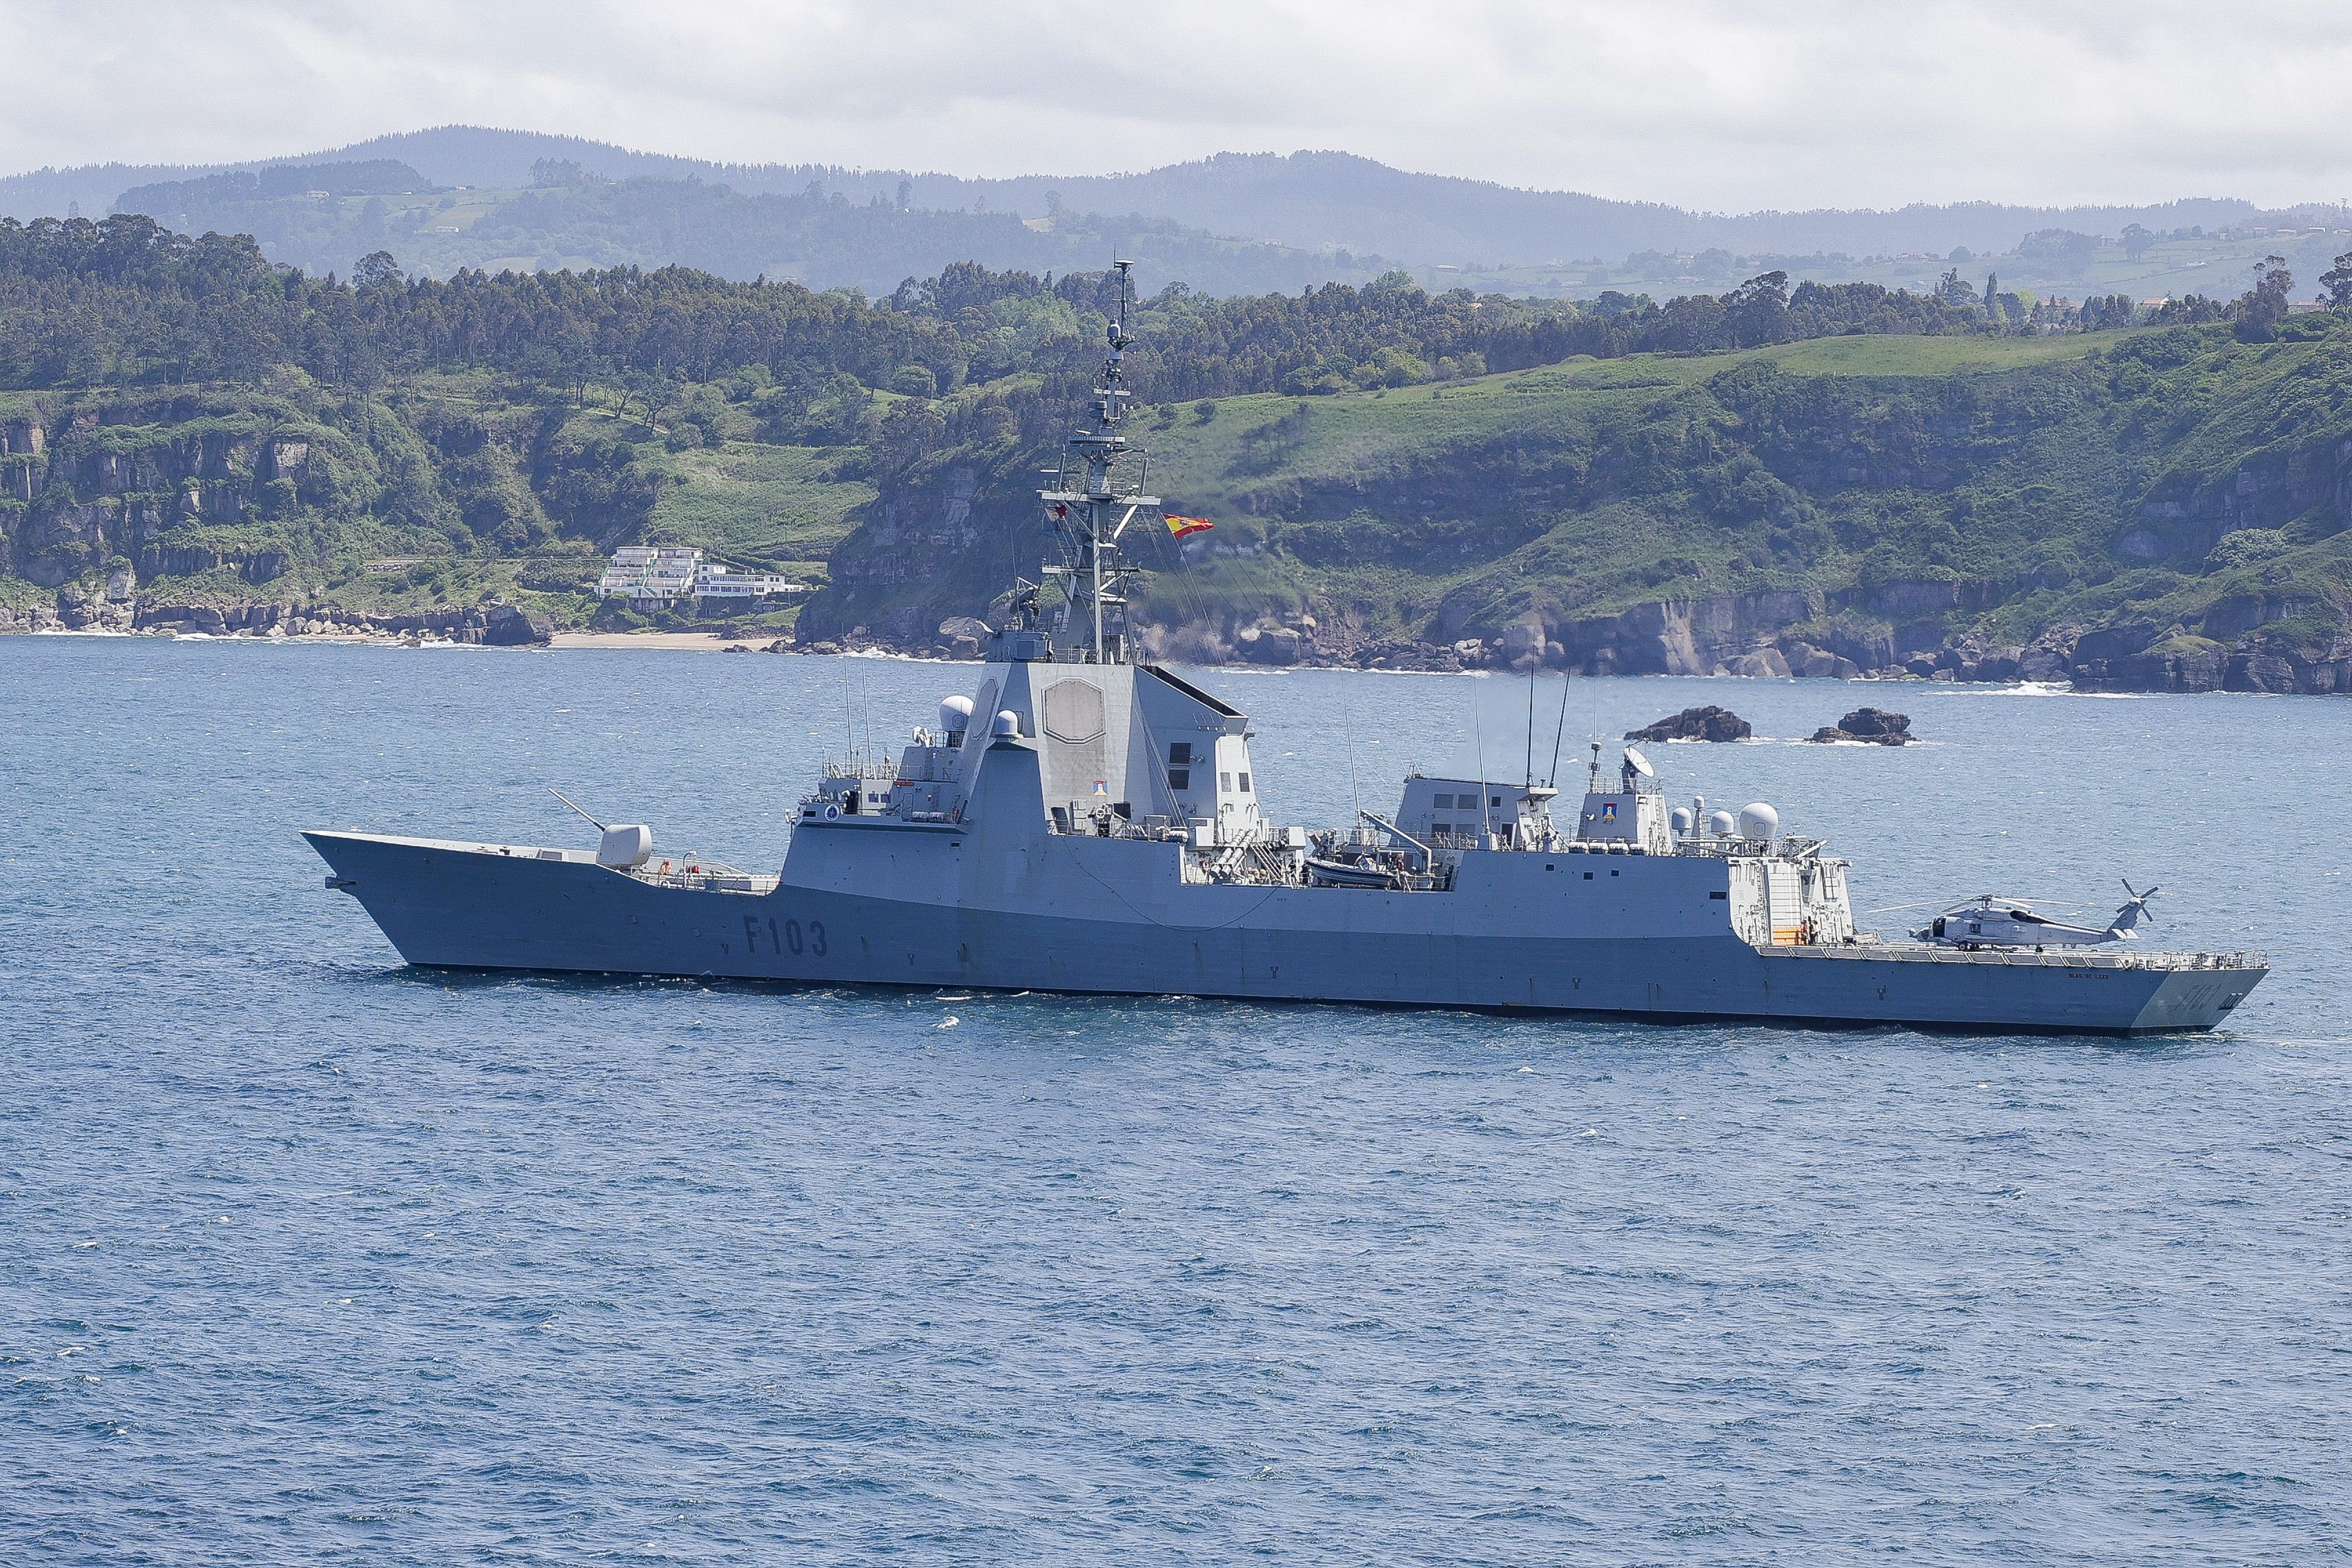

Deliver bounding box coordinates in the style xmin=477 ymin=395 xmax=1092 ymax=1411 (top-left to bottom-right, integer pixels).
xmin=84 ymin=157 xmax=1384 ymax=300
xmin=1 ymin=124 xmax=2335 ymax=294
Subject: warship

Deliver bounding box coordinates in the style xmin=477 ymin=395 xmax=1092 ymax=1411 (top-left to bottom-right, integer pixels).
xmin=307 ymin=265 xmax=2266 ymax=1034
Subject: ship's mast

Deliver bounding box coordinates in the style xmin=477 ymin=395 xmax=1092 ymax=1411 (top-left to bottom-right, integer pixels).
xmin=1038 ymin=259 xmax=1157 ymax=664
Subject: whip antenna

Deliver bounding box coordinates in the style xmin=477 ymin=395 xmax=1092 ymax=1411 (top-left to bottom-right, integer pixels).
xmin=1524 ymin=665 xmax=1535 ymax=789
xmin=1545 ymin=671 xmax=1572 ymax=788
xmin=1473 ymin=700 xmax=1490 ymax=836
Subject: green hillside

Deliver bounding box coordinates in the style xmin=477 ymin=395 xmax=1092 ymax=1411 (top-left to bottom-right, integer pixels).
xmin=4 ymin=214 xmax=2350 ymax=692
xmin=809 ymin=320 xmax=2352 ymax=692
xmin=0 ymin=371 xmax=877 ymax=635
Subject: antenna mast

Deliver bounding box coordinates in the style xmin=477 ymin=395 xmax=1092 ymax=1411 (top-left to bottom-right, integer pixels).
xmin=1037 ymin=259 xmax=1158 ymax=664
xmin=1545 ymin=674 xmax=1572 ymax=787
xmin=1524 ymin=667 xmax=1535 ymax=789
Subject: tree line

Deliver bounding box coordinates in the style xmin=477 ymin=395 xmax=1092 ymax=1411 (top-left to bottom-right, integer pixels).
xmin=0 ymin=213 xmax=2218 ymax=419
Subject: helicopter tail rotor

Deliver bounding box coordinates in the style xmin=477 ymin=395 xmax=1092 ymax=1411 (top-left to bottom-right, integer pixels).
xmin=2110 ymin=879 xmax=2160 ymax=934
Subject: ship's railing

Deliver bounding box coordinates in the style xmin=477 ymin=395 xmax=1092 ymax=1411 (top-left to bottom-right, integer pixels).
xmin=1665 ymin=838 xmax=1828 ymax=861
xmin=1765 ymin=941 xmax=2265 ymax=972
xmin=834 ymin=747 xmax=903 ymax=775
xmin=622 ymin=861 xmax=780 ymax=895
xmin=1048 ymin=811 xmax=1177 ymax=841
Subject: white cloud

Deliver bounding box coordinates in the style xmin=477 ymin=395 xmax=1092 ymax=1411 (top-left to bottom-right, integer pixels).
xmin=3 ymin=0 xmax=2349 ymax=209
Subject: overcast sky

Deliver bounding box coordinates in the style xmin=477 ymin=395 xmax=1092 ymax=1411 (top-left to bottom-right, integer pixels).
xmin=5 ymin=0 xmax=2348 ymax=211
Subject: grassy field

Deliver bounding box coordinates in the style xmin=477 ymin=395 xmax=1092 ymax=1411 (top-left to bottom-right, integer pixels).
xmin=1134 ymin=328 xmax=2146 ymax=520
xmin=645 ymin=442 xmax=874 ymax=579
xmin=1755 ymin=330 xmax=2136 ymax=375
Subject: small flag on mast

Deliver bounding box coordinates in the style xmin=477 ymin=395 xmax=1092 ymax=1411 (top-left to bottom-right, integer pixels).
xmin=1165 ymin=513 xmax=1215 ymax=539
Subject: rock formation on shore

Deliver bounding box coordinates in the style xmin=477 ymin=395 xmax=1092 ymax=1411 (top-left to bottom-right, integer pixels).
xmin=1625 ymin=706 xmax=1753 ymax=743
xmin=0 ymin=595 xmax=553 ymax=645
xmin=1807 ymin=707 xmax=1913 ymax=745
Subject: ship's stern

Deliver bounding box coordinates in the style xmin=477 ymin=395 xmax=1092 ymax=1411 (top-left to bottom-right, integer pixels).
xmin=2123 ymin=959 xmax=2267 ymax=1032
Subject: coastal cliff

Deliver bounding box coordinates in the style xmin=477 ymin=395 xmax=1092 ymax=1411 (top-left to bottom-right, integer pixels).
xmin=796 ymin=327 xmax=2352 ymax=692
xmin=9 ymin=222 xmax=2352 ymax=693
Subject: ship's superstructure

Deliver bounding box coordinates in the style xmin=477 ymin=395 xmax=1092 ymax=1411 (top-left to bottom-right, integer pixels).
xmin=304 ymin=265 xmax=2267 ymax=1035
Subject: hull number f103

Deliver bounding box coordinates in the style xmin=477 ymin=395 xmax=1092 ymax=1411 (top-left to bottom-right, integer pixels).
xmin=745 ymin=915 xmax=827 ymax=957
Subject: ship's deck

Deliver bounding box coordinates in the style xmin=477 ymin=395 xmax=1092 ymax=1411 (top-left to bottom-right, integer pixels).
xmin=1765 ymin=941 xmax=2264 ymax=972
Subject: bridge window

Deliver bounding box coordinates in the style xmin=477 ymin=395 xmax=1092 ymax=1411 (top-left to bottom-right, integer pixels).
xmin=1168 ymin=741 xmax=1193 ymax=765
xmin=1433 ymin=793 xmax=1453 ymax=809
xmin=1237 ymin=772 xmax=1251 ymax=794
xmin=1167 ymin=768 xmax=1190 ymax=790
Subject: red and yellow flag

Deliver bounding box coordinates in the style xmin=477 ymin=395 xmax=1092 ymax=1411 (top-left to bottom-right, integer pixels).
xmin=1166 ymin=513 xmax=1215 ymax=540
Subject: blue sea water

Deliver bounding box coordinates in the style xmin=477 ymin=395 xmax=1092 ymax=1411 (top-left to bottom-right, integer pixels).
xmin=2 ymin=635 xmax=2348 ymax=1566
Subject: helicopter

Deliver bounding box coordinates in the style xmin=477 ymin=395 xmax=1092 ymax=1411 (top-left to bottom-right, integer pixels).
xmin=1914 ymin=882 xmax=2159 ymax=950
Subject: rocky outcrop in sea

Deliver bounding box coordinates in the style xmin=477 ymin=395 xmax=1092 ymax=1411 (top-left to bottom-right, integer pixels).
xmin=1808 ymin=707 xmax=1913 ymax=745
xmin=1625 ymin=706 xmax=1752 ymax=743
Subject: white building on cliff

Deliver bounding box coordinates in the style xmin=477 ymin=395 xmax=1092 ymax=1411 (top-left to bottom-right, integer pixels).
xmin=597 ymin=546 xmax=803 ymax=607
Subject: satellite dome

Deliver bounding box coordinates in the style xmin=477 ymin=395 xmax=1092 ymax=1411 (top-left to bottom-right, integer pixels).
xmin=1706 ymin=809 xmax=1737 ymax=837
xmin=939 ymin=694 xmax=974 ymax=732
xmin=1669 ymin=807 xmax=1694 ymax=834
xmin=1738 ymin=801 xmax=1779 ymax=842
xmin=992 ymin=709 xmax=1021 ymax=738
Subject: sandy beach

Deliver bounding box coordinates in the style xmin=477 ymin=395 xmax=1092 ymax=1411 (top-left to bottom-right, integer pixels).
xmin=547 ymin=630 xmax=768 ymax=651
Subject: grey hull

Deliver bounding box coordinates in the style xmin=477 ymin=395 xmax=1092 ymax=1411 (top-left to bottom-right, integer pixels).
xmin=305 ymin=831 xmax=2264 ymax=1035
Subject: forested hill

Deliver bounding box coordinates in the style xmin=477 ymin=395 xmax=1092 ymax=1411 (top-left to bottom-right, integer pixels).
xmin=11 ymin=129 xmax=2340 ymax=308
xmin=6 ymin=212 xmax=2352 ymax=695
xmin=0 ymin=126 xmax=2283 ymax=267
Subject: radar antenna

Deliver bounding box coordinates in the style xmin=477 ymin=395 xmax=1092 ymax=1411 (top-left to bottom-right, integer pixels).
xmin=1036 ymin=259 xmax=1159 ymax=664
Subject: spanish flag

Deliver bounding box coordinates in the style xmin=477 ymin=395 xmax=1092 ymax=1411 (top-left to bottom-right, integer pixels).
xmin=1166 ymin=513 xmax=1215 ymax=540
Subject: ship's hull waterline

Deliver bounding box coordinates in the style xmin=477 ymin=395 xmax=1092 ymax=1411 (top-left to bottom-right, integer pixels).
xmin=306 ymin=832 xmax=2263 ymax=1035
